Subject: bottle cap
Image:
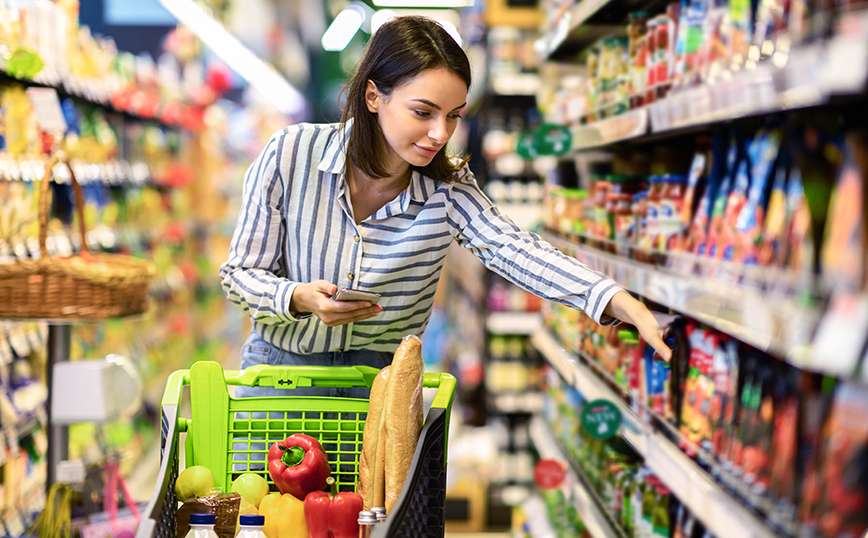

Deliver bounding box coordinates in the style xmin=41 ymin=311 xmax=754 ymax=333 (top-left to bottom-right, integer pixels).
xmin=371 ymin=507 xmax=387 ymax=522
xmin=189 ymin=514 xmax=216 ymax=525
xmin=358 ymin=510 xmax=377 ymax=525
xmin=239 ymin=515 xmax=265 ymax=526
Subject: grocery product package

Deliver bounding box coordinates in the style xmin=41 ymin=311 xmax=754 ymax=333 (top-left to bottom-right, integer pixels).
xmin=812 ymin=382 xmax=868 ymax=538
xmin=820 ymin=131 xmax=868 ymax=288
xmin=176 ymin=492 xmax=241 ymax=538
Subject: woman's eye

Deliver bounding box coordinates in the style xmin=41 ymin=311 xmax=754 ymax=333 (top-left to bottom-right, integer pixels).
xmin=414 ymin=110 xmax=430 ymax=117
xmin=448 ymin=114 xmax=463 ymax=120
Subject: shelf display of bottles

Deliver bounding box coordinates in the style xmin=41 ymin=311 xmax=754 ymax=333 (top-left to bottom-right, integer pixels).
xmin=538 ymin=297 xmax=868 ymax=538
xmin=532 ymin=366 xmax=720 ymax=538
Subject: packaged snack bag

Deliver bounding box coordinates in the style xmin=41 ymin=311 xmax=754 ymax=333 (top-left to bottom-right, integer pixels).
xmin=736 ymin=131 xmax=782 ymax=263
xmin=679 ymin=323 xmax=717 ymax=455
xmin=820 ymin=132 xmax=868 ymax=288
xmin=705 ymin=136 xmax=740 ymax=257
xmin=815 ymin=382 xmax=868 ymax=538
xmin=758 ymin=165 xmax=789 ymax=266
xmin=689 ymin=132 xmax=729 ymax=254
xmin=769 ymin=365 xmax=800 ymax=518
xmin=677 ymin=146 xmax=709 ymax=251
xmin=797 ymin=374 xmax=836 ymax=534
xmin=709 ymin=337 xmax=739 ymax=462
xmin=783 ymin=168 xmax=814 ymax=272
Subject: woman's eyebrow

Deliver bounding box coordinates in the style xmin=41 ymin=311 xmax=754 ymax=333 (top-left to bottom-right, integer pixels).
xmin=410 ymin=98 xmax=467 ymax=111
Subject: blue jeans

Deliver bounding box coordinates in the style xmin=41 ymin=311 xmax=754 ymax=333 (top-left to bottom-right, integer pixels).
xmin=232 ymin=330 xmax=392 ymax=472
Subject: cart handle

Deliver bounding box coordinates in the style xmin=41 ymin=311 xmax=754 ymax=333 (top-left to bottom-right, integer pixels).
xmin=162 ymin=364 xmax=456 ymax=411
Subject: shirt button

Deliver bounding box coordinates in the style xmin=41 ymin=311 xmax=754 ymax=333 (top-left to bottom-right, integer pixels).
xmin=354 ymin=235 xmax=360 ymax=242
xmin=348 ymin=272 xmax=354 ymax=280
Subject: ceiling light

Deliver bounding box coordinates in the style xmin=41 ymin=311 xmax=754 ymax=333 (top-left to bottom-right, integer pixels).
xmin=372 ymin=0 xmax=474 ymax=7
xmin=156 ymin=0 xmax=304 ymax=115
xmin=321 ymin=5 xmax=365 ymax=52
xmin=438 ymin=20 xmax=462 ymax=47
xmin=371 ymin=10 xmax=398 ymax=34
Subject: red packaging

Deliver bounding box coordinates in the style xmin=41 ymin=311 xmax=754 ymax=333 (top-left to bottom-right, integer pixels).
xmin=815 ymin=383 xmax=868 ymax=538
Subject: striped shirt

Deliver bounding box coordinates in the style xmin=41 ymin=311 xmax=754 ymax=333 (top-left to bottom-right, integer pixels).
xmin=219 ymin=121 xmax=624 ymax=353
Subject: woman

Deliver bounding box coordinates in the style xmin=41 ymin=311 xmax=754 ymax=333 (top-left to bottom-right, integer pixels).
xmin=220 ymin=16 xmax=670 ymax=399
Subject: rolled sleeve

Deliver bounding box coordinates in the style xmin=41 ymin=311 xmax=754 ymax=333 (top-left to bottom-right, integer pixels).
xmin=585 ymin=278 xmax=625 ymax=326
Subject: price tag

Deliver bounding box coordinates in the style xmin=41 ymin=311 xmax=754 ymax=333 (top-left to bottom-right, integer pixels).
xmin=812 ymin=292 xmax=868 ymax=376
xmin=25 ymin=88 xmax=67 ymax=134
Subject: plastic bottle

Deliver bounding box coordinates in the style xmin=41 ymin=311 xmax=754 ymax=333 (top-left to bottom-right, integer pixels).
xmin=185 ymin=514 xmax=219 ymax=538
xmin=371 ymin=507 xmax=387 ymax=524
xmin=358 ymin=511 xmax=377 ymax=538
xmin=237 ymin=515 xmax=267 ymax=538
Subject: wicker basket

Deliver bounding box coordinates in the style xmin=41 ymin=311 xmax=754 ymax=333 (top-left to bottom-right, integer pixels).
xmin=0 ymin=155 xmax=155 ymax=321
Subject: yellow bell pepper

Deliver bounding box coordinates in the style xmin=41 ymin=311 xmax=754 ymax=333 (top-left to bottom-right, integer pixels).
xmin=258 ymin=492 xmax=309 ymax=538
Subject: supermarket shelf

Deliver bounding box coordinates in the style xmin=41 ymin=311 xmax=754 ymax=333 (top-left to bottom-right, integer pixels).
xmin=537 ymin=0 xmax=670 ymax=60
xmin=552 ymin=15 xmax=868 ymax=152
xmin=0 ymin=69 xmax=188 ymax=129
xmin=540 ymin=231 xmax=865 ymax=373
xmin=531 ymin=328 xmax=781 ymax=538
xmin=489 ymin=391 xmax=545 ymax=414
xmin=486 ymin=312 xmax=542 ymax=335
xmin=528 ymin=416 xmax=624 ymax=538
xmin=569 ymin=108 xmax=648 ymax=152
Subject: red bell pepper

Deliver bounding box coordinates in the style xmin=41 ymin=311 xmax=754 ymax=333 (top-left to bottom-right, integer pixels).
xmin=267 ymin=434 xmax=331 ymax=500
xmin=304 ymin=478 xmax=364 ymax=538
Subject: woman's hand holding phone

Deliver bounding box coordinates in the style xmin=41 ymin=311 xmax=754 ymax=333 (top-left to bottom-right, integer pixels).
xmin=290 ymin=280 xmax=383 ymax=326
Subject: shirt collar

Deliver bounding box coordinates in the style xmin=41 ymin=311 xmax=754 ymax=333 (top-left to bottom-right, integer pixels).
xmin=317 ymin=120 xmax=351 ymax=175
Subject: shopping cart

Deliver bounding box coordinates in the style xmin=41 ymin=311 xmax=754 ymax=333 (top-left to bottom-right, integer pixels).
xmin=136 ymin=361 xmax=456 ymax=538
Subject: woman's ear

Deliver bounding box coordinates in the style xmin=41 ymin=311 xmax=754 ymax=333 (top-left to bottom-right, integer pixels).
xmin=365 ymin=80 xmax=380 ymax=113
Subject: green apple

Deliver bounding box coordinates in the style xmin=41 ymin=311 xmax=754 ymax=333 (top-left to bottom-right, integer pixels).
xmin=174 ymin=465 xmax=216 ymax=500
xmin=230 ymin=473 xmax=270 ymax=508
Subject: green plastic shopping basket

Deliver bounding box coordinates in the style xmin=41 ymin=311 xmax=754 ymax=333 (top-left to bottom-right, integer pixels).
xmin=135 ymin=361 xmax=457 ymax=538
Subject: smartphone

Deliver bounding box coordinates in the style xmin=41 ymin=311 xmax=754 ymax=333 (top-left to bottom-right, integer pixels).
xmin=331 ymin=288 xmax=382 ymax=305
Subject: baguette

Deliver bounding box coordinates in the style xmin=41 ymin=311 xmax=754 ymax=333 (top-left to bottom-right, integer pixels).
xmin=358 ymin=366 xmax=391 ymax=510
xmin=384 ymin=335 xmax=424 ymax=513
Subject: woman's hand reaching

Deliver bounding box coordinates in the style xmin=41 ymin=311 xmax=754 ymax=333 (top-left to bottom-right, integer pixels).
xmin=290 ymin=280 xmax=383 ymax=326
xmin=603 ymin=291 xmax=672 ymax=362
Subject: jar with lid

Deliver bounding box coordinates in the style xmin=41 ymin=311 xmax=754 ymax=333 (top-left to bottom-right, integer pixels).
xmin=613 ymin=193 xmax=635 ymax=256
xmin=564 ymin=189 xmax=588 ymax=238
xmin=590 ymin=176 xmax=611 ymax=247
xmin=657 ymin=174 xmax=689 ymax=250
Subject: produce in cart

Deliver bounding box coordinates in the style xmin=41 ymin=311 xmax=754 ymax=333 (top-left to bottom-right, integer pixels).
xmin=267 ymin=434 xmax=332 ymax=500
xmin=304 ymin=477 xmax=363 ymax=538
xmin=259 ymin=492 xmax=308 ymax=538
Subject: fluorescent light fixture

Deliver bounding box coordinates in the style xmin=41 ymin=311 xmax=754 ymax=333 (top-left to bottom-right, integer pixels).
xmin=438 ymin=20 xmax=462 ymax=47
xmin=156 ymin=0 xmax=304 ymax=115
xmin=372 ymin=0 xmax=474 ymax=7
xmin=321 ymin=5 xmax=365 ymax=52
xmin=371 ymin=10 xmax=398 ymax=34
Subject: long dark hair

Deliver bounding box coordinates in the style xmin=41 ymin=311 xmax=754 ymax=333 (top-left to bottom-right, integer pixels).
xmin=340 ymin=16 xmax=471 ymax=184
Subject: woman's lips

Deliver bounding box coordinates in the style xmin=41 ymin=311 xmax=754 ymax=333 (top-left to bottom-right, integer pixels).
xmin=415 ymin=144 xmax=440 ymax=157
